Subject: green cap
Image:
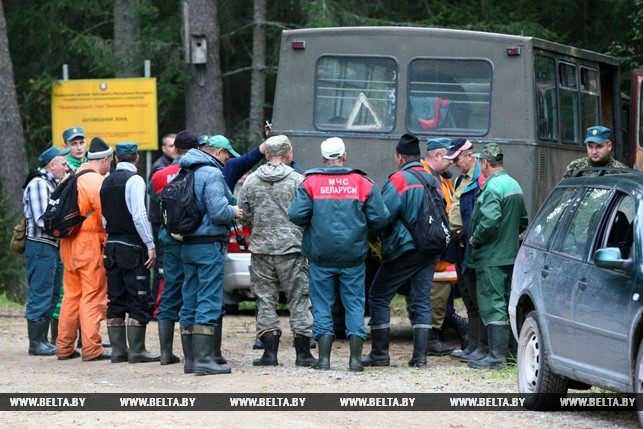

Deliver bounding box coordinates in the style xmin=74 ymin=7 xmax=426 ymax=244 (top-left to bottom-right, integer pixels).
xmin=426 ymin=138 xmax=452 ymax=151
xmin=202 ymin=135 xmax=240 ymax=157
xmin=115 ymin=142 xmax=138 ymax=156
xmin=476 ymin=143 xmax=503 ymax=162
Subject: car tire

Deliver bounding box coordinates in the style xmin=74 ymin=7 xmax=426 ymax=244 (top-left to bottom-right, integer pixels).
xmin=517 ymin=311 xmax=568 ymax=410
xmin=635 ymin=340 xmax=643 ymax=427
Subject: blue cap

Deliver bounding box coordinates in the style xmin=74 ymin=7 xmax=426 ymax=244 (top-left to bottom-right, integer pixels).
xmin=115 ymin=142 xmax=138 ymax=156
xmin=427 ymin=138 xmax=452 ymax=151
xmin=62 ymin=127 xmax=85 ymax=142
xmin=39 ymin=146 xmax=70 ymax=167
xmin=584 ymin=126 xmax=611 ymax=145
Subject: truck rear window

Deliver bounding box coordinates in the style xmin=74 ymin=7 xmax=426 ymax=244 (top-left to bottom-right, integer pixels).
xmin=407 ymin=58 xmax=492 ymax=136
xmin=314 ymin=55 xmax=397 ymax=132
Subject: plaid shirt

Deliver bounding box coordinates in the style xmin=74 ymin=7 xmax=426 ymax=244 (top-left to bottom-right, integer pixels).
xmin=23 ymin=168 xmax=58 ymax=244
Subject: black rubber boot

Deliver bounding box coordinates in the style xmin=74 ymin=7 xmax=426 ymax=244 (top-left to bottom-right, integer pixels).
xmin=181 ymin=328 xmax=194 ymax=374
xmin=361 ymin=327 xmax=390 ymax=367
xmin=213 ymin=318 xmax=227 ymax=365
xmin=50 ymin=318 xmax=58 ymax=345
xmin=253 ymin=331 xmax=280 ymax=366
xmin=28 ymin=320 xmax=56 ymax=356
xmin=127 ymin=324 xmax=160 ymax=363
xmin=107 ymin=318 xmax=128 ymax=363
xmin=468 ymin=324 xmax=510 ymax=370
xmin=158 ymin=319 xmax=181 ymax=365
xmin=408 ymin=327 xmax=430 ymax=367
xmin=427 ymin=328 xmax=455 ymax=356
xmin=193 ymin=327 xmax=232 ymax=375
xmin=348 ymin=336 xmax=364 ymax=372
xmin=443 ymin=312 xmax=469 ymax=350
xmin=294 ymin=335 xmax=317 ymax=367
xmin=458 ymin=315 xmax=488 ymax=362
xmin=312 ymin=334 xmax=333 ymax=370
xmin=451 ymin=312 xmax=479 ymax=360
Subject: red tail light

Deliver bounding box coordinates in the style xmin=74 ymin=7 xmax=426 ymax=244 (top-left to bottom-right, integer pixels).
xmin=228 ymin=225 xmax=251 ymax=253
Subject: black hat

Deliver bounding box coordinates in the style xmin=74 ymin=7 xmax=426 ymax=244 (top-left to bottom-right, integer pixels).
xmin=396 ymin=133 xmax=420 ymax=156
xmin=174 ymin=130 xmax=199 ymax=150
xmin=87 ymin=137 xmax=113 ymax=160
xmin=443 ymin=138 xmax=473 ymax=160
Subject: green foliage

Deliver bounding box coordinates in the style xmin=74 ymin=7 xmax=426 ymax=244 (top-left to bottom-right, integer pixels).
xmin=609 ymin=0 xmax=643 ymax=83
xmin=0 ymin=291 xmax=24 ymax=308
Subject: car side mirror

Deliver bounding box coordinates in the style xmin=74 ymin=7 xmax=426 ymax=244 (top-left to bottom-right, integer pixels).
xmin=594 ymin=247 xmax=631 ymax=271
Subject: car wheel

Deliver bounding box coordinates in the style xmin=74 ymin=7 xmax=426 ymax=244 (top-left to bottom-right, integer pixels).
xmin=635 ymin=341 xmax=643 ymax=426
xmin=517 ymin=311 xmax=568 ymax=410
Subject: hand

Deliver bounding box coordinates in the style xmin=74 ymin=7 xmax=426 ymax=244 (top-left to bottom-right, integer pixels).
xmin=264 ymin=121 xmax=272 ymax=138
xmin=144 ymin=248 xmax=156 ymax=270
xmin=234 ymin=206 xmax=244 ymax=219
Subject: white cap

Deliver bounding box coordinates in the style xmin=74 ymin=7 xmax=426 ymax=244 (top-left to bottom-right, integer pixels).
xmin=320 ymin=137 xmax=345 ymax=160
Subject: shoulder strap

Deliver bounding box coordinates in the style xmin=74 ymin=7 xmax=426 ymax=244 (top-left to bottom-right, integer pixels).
xmin=22 ymin=170 xmax=48 ymax=190
xmin=397 ymin=169 xmax=431 ymax=234
xmin=406 ymin=168 xmax=431 ymax=189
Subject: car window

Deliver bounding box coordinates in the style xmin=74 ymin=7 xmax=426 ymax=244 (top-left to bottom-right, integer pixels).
xmin=597 ymin=193 xmax=635 ymax=259
xmin=524 ymin=187 xmax=576 ymax=249
xmin=558 ymin=188 xmax=611 ymax=259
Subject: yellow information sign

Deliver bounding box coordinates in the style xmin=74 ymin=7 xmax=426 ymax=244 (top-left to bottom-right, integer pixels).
xmin=52 ymin=78 xmax=158 ymax=151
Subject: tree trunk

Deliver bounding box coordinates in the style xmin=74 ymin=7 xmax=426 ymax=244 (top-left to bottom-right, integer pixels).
xmin=114 ymin=0 xmax=142 ymax=78
xmin=184 ymin=0 xmax=225 ymax=134
xmin=0 ymin=0 xmax=28 ymax=218
xmin=249 ymin=0 xmax=266 ymax=139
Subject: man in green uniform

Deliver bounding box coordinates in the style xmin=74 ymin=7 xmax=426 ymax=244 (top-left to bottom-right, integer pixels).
xmin=62 ymin=127 xmax=88 ymax=172
xmin=563 ymin=126 xmax=627 ymax=178
xmin=468 ymin=143 xmax=528 ymax=370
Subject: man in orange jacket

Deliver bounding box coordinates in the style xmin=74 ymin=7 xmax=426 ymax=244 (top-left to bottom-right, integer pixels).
xmin=57 ymin=137 xmax=113 ymax=361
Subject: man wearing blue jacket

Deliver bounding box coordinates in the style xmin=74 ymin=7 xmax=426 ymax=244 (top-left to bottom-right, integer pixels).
xmin=288 ymin=137 xmax=388 ymax=372
xmin=362 ymin=133 xmax=442 ymax=368
xmin=178 ymin=140 xmax=243 ymax=376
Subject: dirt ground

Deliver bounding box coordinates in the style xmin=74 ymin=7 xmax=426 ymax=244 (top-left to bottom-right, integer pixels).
xmin=0 ymin=306 xmax=637 ymax=429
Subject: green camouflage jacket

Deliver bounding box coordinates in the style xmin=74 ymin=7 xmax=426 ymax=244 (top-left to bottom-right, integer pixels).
xmin=563 ymin=156 xmax=628 ymax=179
xmin=238 ymin=162 xmax=304 ymax=255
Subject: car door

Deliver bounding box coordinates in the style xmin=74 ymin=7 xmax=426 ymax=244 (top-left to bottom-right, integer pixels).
xmin=545 ymin=187 xmax=612 ymax=364
xmin=571 ymin=192 xmax=636 ymax=384
xmin=521 ymin=186 xmax=578 ymax=361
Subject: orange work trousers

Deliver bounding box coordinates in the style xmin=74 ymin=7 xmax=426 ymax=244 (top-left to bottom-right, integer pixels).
xmin=56 ymin=233 xmax=107 ymax=360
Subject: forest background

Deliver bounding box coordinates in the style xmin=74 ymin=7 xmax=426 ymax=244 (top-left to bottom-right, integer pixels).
xmin=0 ymin=0 xmax=641 ymax=300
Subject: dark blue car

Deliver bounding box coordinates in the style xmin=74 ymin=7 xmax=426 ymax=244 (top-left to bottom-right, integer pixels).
xmin=509 ymin=168 xmax=642 ymax=420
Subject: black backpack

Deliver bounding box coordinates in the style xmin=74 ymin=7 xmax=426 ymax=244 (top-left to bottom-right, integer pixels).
xmin=400 ymin=169 xmax=451 ymax=255
xmin=159 ymin=165 xmax=205 ymax=235
xmin=42 ymin=169 xmax=96 ymax=238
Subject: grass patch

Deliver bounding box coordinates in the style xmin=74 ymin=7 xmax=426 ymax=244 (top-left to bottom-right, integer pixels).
xmin=0 ymin=292 xmax=23 ymax=309
xmin=478 ymin=364 xmax=518 ymax=380
xmin=390 ymin=294 xmax=408 ymax=317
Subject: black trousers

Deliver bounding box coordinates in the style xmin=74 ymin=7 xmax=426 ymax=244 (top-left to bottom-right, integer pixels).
xmin=104 ymin=241 xmax=152 ymax=323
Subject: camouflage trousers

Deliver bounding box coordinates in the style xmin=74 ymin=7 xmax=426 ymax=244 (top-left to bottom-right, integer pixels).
xmin=250 ymin=253 xmax=313 ymax=338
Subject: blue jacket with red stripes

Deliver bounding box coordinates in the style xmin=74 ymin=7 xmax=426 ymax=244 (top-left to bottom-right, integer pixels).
xmin=288 ymin=166 xmax=388 ymax=268
xmin=380 ymin=161 xmax=441 ymax=262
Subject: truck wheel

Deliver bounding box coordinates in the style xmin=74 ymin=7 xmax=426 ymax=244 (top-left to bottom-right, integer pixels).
xmin=517 ymin=311 xmax=568 ymax=410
